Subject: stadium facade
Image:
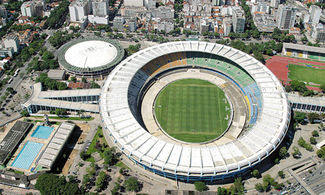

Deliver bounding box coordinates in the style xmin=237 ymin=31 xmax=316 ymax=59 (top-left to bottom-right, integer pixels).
xmin=58 ymin=37 xmax=124 ymax=77
xmin=100 ymin=41 xmax=291 ymax=181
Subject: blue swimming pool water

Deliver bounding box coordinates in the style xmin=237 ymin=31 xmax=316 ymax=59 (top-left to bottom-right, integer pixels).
xmin=31 ymin=126 xmax=54 ymax=139
xmin=11 ymin=141 xmax=43 ymax=170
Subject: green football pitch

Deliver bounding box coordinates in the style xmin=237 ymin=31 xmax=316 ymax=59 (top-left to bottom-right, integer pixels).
xmin=288 ymin=64 xmax=325 ymax=85
xmin=154 ymin=79 xmax=231 ymax=143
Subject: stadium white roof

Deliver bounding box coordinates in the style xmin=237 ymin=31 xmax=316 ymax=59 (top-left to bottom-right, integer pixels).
xmin=100 ymin=41 xmax=291 ymax=176
xmin=64 ymin=40 xmax=118 ymax=69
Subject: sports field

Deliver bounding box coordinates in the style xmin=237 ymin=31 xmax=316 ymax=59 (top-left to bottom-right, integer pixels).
xmin=288 ymin=64 xmax=325 ymax=85
xmin=154 ymin=79 xmax=231 ymax=143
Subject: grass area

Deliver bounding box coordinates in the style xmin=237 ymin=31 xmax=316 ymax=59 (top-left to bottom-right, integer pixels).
xmin=115 ymin=161 xmax=130 ymax=170
xmin=85 ymin=127 xmax=107 ymax=162
xmin=288 ymin=64 xmax=325 ymax=85
xmin=155 ymin=79 xmax=231 ymax=143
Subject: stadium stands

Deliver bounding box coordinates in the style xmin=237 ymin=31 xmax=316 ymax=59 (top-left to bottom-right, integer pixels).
xmin=139 ymin=51 xmax=262 ymax=125
xmin=100 ymin=41 xmax=290 ymax=181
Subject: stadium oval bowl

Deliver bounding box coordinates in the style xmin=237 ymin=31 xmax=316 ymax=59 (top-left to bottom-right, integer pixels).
xmin=58 ymin=37 xmax=124 ymax=77
xmin=100 ymin=41 xmax=291 ymax=181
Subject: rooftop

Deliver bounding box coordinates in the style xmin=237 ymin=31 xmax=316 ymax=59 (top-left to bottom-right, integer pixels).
xmin=283 ymin=43 xmax=325 ymax=54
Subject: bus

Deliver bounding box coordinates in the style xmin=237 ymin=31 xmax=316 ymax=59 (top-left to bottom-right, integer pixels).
xmin=7 ymin=77 xmax=13 ymax=84
xmin=13 ymin=69 xmax=20 ymax=77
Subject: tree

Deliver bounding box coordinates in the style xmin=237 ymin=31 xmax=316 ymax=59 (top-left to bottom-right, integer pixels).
xmin=81 ymin=77 xmax=87 ymax=83
xmin=312 ymin=130 xmax=319 ymax=137
xmin=251 ymin=169 xmax=260 ymax=178
xmin=292 ymin=146 xmax=301 ymax=158
xmin=229 ymin=177 xmax=244 ymax=194
xmin=55 ymin=108 xmax=67 ymax=116
xmin=217 ymin=187 xmax=228 ymax=195
xmin=279 ymin=147 xmax=288 ymax=159
xmin=316 ymin=147 xmax=325 ymax=159
xmin=6 ymin=87 xmax=15 ymax=94
xmin=308 ymin=113 xmax=320 ymax=124
xmin=310 ymin=137 xmax=317 ymax=145
xmin=35 ymin=173 xmax=80 ymax=195
xmin=320 ymin=84 xmax=325 ymax=93
xmin=194 ymin=181 xmax=208 ymax=192
xmin=95 ymin=171 xmax=108 ymax=191
xmin=124 ymin=177 xmax=140 ymax=192
xmin=103 ymin=147 xmax=117 ymax=166
xmin=294 ymin=112 xmax=306 ymax=124
xmin=70 ymin=76 xmax=77 ymax=82
xmin=278 ymin=171 xmax=285 ymax=179
xmin=255 ymin=183 xmax=264 ymax=192
xmin=20 ymin=109 xmax=30 ymax=117
xmin=80 ymin=150 xmax=90 ymax=160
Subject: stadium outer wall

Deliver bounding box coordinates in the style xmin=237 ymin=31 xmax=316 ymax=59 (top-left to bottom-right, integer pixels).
xmin=100 ymin=41 xmax=291 ymax=182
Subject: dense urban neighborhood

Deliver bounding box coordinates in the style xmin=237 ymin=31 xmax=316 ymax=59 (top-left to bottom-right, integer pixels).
xmin=0 ymin=0 xmax=324 ymax=194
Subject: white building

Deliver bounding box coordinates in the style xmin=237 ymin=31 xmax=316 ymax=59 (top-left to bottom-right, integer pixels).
xmin=270 ymin=0 xmax=280 ymax=8
xmin=69 ymin=0 xmax=90 ymax=22
xmin=251 ymin=3 xmax=270 ymax=14
xmin=88 ymin=15 xmax=109 ymax=24
xmin=309 ymin=5 xmax=321 ymax=26
xmin=4 ymin=35 xmax=20 ymax=53
xmin=21 ymin=1 xmax=36 ymax=17
xmin=92 ymin=0 xmax=109 ymax=17
xmin=312 ymin=23 xmax=325 ymax=42
xmin=156 ymin=19 xmax=174 ymax=33
xmin=276 ymin=5 xmax=296 ymax=30
xmin=223 ymin=18 xmax=232 ymax=36
xmin=124 ymin=0 xmax=143 ymax=7
xmin=162 ymin=0 xmax=174 ymax=4
xmin=232 ymin=7 xmax=245 ymax=33
xmin=144 ymin=0 xmax=156 ymax=10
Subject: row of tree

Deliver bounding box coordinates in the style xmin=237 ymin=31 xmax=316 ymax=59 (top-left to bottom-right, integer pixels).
xmin=45 ymin=0 xmax=69 ymax=29
xmin=49 ymin=31 xmax=74 ymax=48
xmin=36 ymin=73 xmax=67 ymax=90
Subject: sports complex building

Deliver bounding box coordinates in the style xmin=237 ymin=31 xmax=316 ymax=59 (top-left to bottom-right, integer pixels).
xmin=282 ymin=43 xmax=325 ymax=62
xmin=100 ymin=41 xmax=291 ymax=181
xmin=58 ymin=37 xmax=124 ymax=78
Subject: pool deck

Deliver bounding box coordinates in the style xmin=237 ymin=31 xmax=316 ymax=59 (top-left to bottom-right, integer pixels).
xmin=7 ymin=122 xmax=59 ymax=173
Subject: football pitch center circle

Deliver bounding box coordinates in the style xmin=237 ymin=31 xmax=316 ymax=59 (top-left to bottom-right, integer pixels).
xmin=154 ymin=78 xmax=232 ymax=143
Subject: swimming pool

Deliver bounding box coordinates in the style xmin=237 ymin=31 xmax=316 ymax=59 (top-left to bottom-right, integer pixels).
xmin=31 ymin=126 xmax=54 ymax=139
xmin=11 ymin=141 xmax=43 ymax=170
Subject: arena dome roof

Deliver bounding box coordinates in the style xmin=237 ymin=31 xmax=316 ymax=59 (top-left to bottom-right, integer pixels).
xmin=58 ymin=37 xmax=124 ymax=76
xmin=100 ymin=41 xmax=291 ymax=181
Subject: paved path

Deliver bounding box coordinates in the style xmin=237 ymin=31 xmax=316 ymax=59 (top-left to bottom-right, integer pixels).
xmin=288 ymin=169 xmax=317 ymax=195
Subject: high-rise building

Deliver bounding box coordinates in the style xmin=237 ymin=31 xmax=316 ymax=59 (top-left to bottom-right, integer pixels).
xmin=124 ymin=0 xmax=143 ymax=7
xmin=21 ymin=1 xmax=35 ymax=17
xmin=232 ymin=7 xmax=245 ymax=33
xmin=92 ymin=0 xmax=109 ymax=17
xmin=309 ymin=5 xmax=321 ymax=26
xmin=144 ymin=0 xmax=156 ymax=10
xmin=223 ymin=18 xmax=232 ymax=36
xmin=69 ymin=0 xmax=89 ymax=22
xmin=270 ymin=0 xmax=280 ymax=8
xmin=276 ymin=5 xmax=296 ymax=30
xmin=312 ymin=24 xmax=325 ymax=42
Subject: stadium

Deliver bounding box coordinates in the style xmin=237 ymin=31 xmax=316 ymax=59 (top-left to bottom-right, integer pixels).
xmin=58 ymin=37 xmax=124 ymax=77
xmin=100 ymin=41 xmax=291 ymax=181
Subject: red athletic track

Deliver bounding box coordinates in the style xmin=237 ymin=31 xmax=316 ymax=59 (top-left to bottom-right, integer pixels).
xmin=265 ymin=56 xmax=325 ymax=89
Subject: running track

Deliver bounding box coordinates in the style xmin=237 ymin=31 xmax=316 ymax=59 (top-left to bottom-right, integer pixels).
xmin=266 ymin=56 xmax=325 ymax=87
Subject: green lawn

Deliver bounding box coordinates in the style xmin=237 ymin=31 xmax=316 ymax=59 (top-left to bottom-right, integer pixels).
xmin=85 ymin=127 xmax=107 ymax=162
xmin=288 ymin=64 xmax=325 ymax=85
xmin=154 ymin=79 xmax=231 ymax=143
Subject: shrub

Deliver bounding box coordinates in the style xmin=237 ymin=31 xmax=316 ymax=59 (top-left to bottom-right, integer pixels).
xmin=194 ymin=181 xmax=208 ymax=192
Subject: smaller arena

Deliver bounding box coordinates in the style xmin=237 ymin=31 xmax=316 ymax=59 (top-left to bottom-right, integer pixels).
xmin=58 ymin=37 xmax=124 ymax=78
